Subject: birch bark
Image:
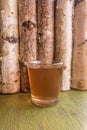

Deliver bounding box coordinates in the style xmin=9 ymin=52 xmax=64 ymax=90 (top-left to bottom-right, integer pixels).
xmin=19 ymin=0 xmax=37 ymax=92
xmin=54 ymin=0 xmax=74 ymax=91
xmin=37 ymin=0 xmax=54 ymax=64
xmin=0 ymin=0 xmax=20 ymax=93
xmin=71 ymin=0 xmax=87 ymax=90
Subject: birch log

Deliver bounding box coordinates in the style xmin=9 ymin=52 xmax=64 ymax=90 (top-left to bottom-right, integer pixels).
xmin=71 ymin=0 xmax=87 ymax=90
xmin=37 ymin=0 xmax=54 ymax=64
xmin=19 ymin=0 xmax=37 ymax=92
xmin=0 ymin=0 xmax=20 ymax=93
xmin=54 ymin=0 xmax=74 ymax=91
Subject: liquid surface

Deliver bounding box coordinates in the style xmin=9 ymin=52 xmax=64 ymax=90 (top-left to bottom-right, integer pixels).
xmin=28 ymin=67 xmax=62 ymax=100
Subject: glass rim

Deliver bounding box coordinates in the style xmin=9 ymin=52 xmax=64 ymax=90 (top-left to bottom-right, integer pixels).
xmin=24 ymin=61 xmax=64 ymax=69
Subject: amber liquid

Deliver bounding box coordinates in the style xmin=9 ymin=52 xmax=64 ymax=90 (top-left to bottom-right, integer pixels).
xmin=28 ymin=67 xmax=62 ymax=106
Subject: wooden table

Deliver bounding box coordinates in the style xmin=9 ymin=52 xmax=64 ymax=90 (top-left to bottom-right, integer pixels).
xmin=0 ymin=90 xmax=87 ymax=130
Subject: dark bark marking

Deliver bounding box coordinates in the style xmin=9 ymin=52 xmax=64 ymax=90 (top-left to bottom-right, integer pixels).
xmin=22 ymin=21 xmax=36 ymax=30
xmin=82 ymin=39 xmax=87 ymax=44
xmin=37 ymin=32 xmax=43 ymax=40
xmin=75 ymin=0 xmax=84 ymax=6
xmin=2 ymin=36 xmax=18 ymax=43
xmin=14 ymin=80 xmax=18 ymax=82
xmin=11 ymin=12 xmax=14 ymax=14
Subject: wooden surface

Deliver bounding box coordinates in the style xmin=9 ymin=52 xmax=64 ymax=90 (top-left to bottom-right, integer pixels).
xmin=0 ymin=90 xmax=87 ymax=130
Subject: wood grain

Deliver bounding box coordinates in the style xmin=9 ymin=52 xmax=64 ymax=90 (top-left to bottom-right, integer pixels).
xmin=0 ymin=90 xmax=87 ymax=130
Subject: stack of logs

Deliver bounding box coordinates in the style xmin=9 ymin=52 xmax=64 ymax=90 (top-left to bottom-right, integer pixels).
xmin=0 ymin=0 xmax=87 ymax=94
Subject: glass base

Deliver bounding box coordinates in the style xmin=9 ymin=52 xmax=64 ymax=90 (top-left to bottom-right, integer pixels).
xmin=31 ymin=96 xmax=59 ymax=107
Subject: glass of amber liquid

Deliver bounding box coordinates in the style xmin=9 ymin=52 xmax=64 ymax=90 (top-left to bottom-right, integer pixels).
xmin=27 ymin=61 xmax=64 ymax=107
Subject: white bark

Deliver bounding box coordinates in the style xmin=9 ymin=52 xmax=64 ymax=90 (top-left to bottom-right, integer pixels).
xmin=0 ymin=0 xmax=20 ymax=93
xmin=55 ymin=0 xmax=74 ymax=91
xmin=72 ymin=0 xmax=87 ymax=90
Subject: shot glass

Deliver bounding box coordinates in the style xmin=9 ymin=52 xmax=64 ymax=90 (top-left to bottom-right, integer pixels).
xmin=27 ymin=61 xmax=64 ymax=107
